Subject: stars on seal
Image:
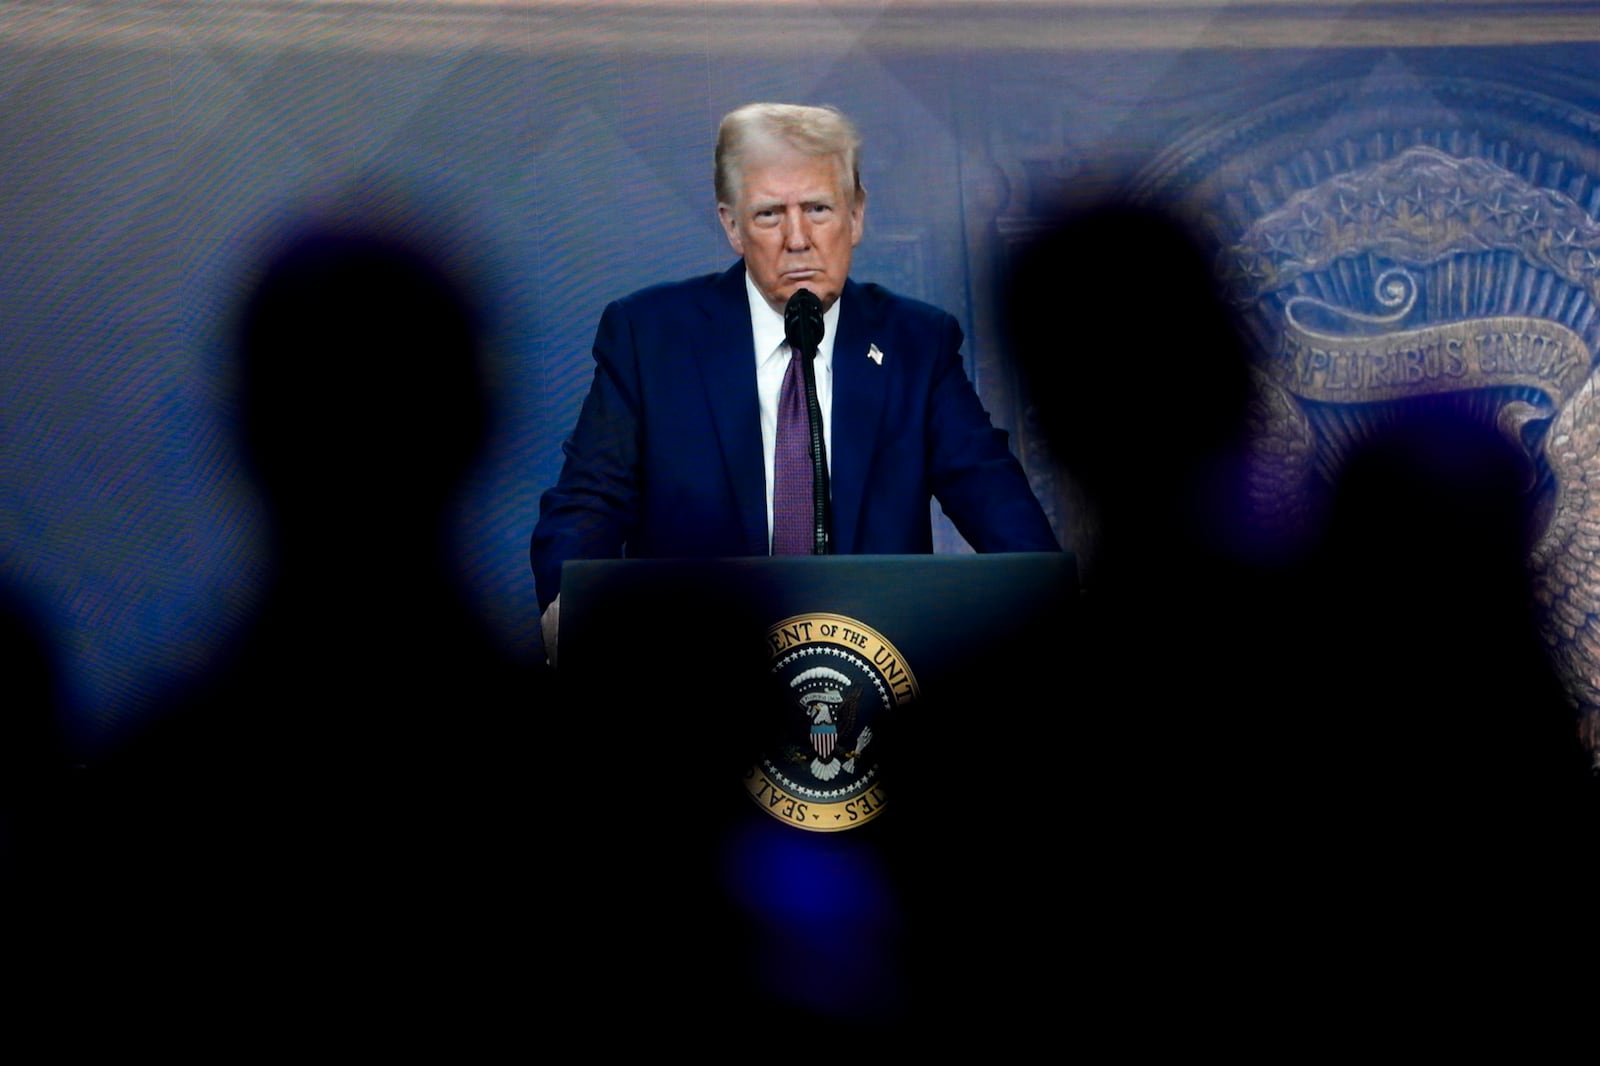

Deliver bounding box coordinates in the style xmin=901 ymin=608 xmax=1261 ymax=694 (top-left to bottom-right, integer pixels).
xmin=1371 ymin=188 xmax=1401 ymax=223
xmin=1400 ymin=181 xmax=1432 ymax=220
xmin=1440 ymin=185 xmax=1472 ymax=220
xmin=771 ymin=763 xmax=881 ymax=801
xmin=1284 ymin=204 xmax=1327 ymax=258
xmin=1262 ymin=228 xmax=1296 ymax=260
xmin=1481 ymin=191 xmax=1513 ymax=228
xmin=1229 ymin=249 xmax=1273 ymax=288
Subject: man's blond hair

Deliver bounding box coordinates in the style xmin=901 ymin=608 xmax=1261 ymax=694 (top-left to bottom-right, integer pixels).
xmin=714 ymin=102 xmax=863 ymax=207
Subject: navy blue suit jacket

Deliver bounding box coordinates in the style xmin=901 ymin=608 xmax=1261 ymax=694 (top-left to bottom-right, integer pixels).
xmin=530 ymin=262 xmax=1058 ymax=609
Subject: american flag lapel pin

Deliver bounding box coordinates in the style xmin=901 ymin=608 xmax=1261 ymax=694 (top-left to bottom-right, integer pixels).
xmin=867 ymin=343 xmax=884 ymax=366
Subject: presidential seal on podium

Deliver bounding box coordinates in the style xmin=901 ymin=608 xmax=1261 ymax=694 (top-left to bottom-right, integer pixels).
xmin=743 ymin=613 xmax=919 ymax=831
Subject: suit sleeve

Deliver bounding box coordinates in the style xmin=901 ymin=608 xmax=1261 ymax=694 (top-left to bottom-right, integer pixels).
xmin=529 ymin=301 xmax=643 ymax=610
xmin=924 ymin=314 xmax=1061 ymax=553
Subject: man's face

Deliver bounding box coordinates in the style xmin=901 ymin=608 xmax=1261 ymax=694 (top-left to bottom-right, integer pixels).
xmin=719 ymin=141 xmax=865 ymax=315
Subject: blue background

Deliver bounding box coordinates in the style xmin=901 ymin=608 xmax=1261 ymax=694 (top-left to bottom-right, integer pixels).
xmin=5 ymin=2 xmax=1600 ymax=758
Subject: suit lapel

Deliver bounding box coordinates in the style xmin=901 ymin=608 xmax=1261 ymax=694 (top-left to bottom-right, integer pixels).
xmin=695 ymin=263 xmax=770 ymax=555
xmin=829 ymin=280 xmax=887 ymax=555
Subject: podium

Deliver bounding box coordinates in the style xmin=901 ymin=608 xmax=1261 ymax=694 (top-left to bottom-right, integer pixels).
xmin=548 ymin=551 xmax=1079 ymax=1036
xmin=559 ymin=552 xmax=1077 ymax=824
xmin=562 ymin=552 xmax=1077 ymax=690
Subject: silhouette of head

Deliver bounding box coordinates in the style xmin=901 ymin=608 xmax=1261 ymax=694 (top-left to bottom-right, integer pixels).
xmin=235 ymin=228 xmax=487 ymax=524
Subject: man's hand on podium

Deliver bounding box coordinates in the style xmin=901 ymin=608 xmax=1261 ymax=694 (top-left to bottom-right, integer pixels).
xmin=541 ymin=594 xmax=560 ymax=669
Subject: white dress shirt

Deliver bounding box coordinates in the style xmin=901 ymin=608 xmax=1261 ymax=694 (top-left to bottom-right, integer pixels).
xmin=746 ymin=270 xmax=838 ymax=549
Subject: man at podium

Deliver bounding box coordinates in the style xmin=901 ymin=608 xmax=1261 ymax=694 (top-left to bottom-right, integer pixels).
xmin=530 ymin=102 xmax=1057 ymax=662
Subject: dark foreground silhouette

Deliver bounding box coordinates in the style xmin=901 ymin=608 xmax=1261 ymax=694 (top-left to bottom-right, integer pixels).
xmin=20 ymin=226 xmax=542 ymax=1038
xmin=1002 ymin=200 xmax=1599 ymax=1036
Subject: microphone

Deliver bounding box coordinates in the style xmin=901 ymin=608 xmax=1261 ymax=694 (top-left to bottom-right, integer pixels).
xmin=784 ymin=287 xmax=825 ymax=359
xmin=782 ymin=288 xmax=831 ymax=554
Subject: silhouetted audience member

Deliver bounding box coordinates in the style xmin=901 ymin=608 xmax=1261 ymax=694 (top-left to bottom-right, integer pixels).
xmin=1296 ymin=404 xmax=1598 ymax=995
xmin=0 ymin=585 xmax=65 ymax=856
xmin=993 ymin=201 xmax=1304 ymax=1021
xmin=68 ymin=224 xmax=539 ymax=1025
xmin=1 ymin=584 xmax=79 ymax=964
xmin=1003 ymin=199 xmax=1596 ymax=1028
xmin=1004 ymin=202 xmax=1293 ymax=837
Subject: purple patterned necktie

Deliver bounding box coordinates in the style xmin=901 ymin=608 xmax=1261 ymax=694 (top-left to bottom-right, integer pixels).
xmin=772 ymin=346 xmax=813 ymax=555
